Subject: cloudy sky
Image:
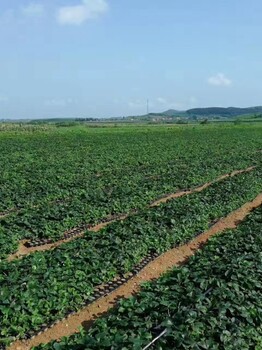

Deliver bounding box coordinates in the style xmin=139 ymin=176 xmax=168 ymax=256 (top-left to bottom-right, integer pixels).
xmin=0 ymin=0 xmax=262 ymax=118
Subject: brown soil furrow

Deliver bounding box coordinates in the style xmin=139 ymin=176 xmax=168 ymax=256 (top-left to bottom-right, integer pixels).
xmin=151 ymin=166 xmax=255 ymax=206
xmin=7 ymin=215 xmax=128 ymax=262
xmin=8 ymin=192 xmax=262 ymax=350
xmin=7 ymin=166 xmax=255 ymax=262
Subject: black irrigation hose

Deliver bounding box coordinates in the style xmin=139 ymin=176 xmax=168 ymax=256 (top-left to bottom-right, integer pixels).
xmin=7 ymin=250 xmax=160 ymax=348
xmin=149 ymin=166 xmax=255 ymax=206
xmin=25 ymin=214 xmax=127 ymax=248
xmin=25 ymin=213 xmax=219 ymax=249
xmin=25 ymin=226 xmax=87 ymax=247
xmin=17 ymin=165 xmax=256 ymax=249
xmin=8 ymin=224 xmax=213 ymax=347
xmin=7 ymin=220 xmax=223 ymax=348
xmin=12 ymin=166 xmax=258 ymax=250
xmin=23 ymin=170 xmax=236 ymax=249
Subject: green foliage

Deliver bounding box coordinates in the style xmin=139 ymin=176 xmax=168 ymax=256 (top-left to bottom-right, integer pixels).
xmin=187 ymin=106 xmax=262 ymax=117
xmin=0 ymin=125 xmax=261 ymax=259
xmin=233 ymin=119 xmax=242 ymax=125
xmin=0 ymin=170 xmax=261 ymax=344
xmin=35 ymin=206 xmax=262 ymax=350
xmin=0 ymin=124 xmax=261 ymax=346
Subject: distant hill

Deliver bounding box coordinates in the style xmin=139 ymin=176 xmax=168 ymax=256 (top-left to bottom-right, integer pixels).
xmin=185 ymin=106 xmax=262 ymax=118
xmin=153 ymin=106 xmax=262 ymax=119
xmin=161 ymin=109 xmax=185 ymax=117
xmin=23 ymin=106 xmax=262 ymax=124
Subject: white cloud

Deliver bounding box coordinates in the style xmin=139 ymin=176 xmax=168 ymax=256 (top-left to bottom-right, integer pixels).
xmin=21 ymin=3 xmax=45 ymax=17
xmin=208 ymin=73 xmax=232 ymax=86
xmin=57 ymin=0 xmax=108 ymax=25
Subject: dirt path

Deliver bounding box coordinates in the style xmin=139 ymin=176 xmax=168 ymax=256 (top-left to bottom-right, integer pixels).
xmin=7 ymin=166 xmax=255 ymax=262
xmin=151 ymin=166 xmax=255 ymax=206
xmin=9 ymin=192 xmax=262 ymax=350
xmin=7 ymin=215 xmax=128 ymax=262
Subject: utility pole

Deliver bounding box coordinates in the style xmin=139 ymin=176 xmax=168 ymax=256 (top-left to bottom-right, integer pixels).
xmin=147 ymin=99 xmax=149 ymax=115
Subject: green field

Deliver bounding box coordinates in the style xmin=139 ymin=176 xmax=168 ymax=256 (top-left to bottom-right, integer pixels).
xmin=36 ymin=204 xmax=262 ymax=350
xmin=0 ymin=123 xmax=261 ymax=349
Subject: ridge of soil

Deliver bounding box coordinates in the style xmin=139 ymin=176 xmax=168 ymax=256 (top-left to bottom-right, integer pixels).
xmin=151 ymin=166 xmax=255 ymax=206
xmin=7 ymin=166 xmax=255 ymax=262
xmin=8 ymin=191 xmax=262 ymax=350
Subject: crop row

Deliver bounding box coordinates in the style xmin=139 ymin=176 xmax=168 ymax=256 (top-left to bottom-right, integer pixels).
xmin=0 ymin=126 xmax=261 ymax=233
xmin=0 ymin=169 xmax=261 ymax=345
xmin=35 ymin=203 xmax=262 ymax=350
xmin=0 ymin=165 xmax=254 ymax=261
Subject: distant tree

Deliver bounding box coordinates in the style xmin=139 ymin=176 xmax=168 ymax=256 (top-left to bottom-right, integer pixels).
xmin=176 ymin=119 xmax=188 ymax=124
xmin=233 ymin=119 xmax=242 ymax=125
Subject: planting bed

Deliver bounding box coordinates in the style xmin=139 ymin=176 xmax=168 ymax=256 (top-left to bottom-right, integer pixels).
xmin=34 ymin=204 xmax=262 ymax=350
xmin=0 ymin=168 xmax=261 ymax=346
xmin=0 ymin=124 xmax=261 ymax=350
xmin=1 ymin=125 xmax=262 ymax=260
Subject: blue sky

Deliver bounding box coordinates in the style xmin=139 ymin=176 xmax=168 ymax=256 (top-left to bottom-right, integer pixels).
xmin=0 ymin=0 xmax=262 ymax=118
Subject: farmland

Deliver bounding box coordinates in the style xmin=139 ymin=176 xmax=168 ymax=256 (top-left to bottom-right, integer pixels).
xmin=35 ymin=202 xmax=262 ymax=350
xmin=0 ymin=123 xmax=261 ymax=349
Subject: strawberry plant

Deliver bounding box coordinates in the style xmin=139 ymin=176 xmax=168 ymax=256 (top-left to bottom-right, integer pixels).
xmin=0 ymin=168 xmax=261 ymax=345
xmin=35 ymin=205 xmax=262 ymax=350
xmin=0 ymin=124 xmax=262 ymax=260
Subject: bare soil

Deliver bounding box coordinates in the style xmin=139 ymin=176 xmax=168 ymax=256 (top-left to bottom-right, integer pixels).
xmin=8 ymin=191 xmax=262 ymax=350
xmin=7 ymin=166 xmax=255 ymax=262
xmin=152 ymin=166 xmax=255 ymax=206
xmin=7 ymin=215 xmax=128 ymax=262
